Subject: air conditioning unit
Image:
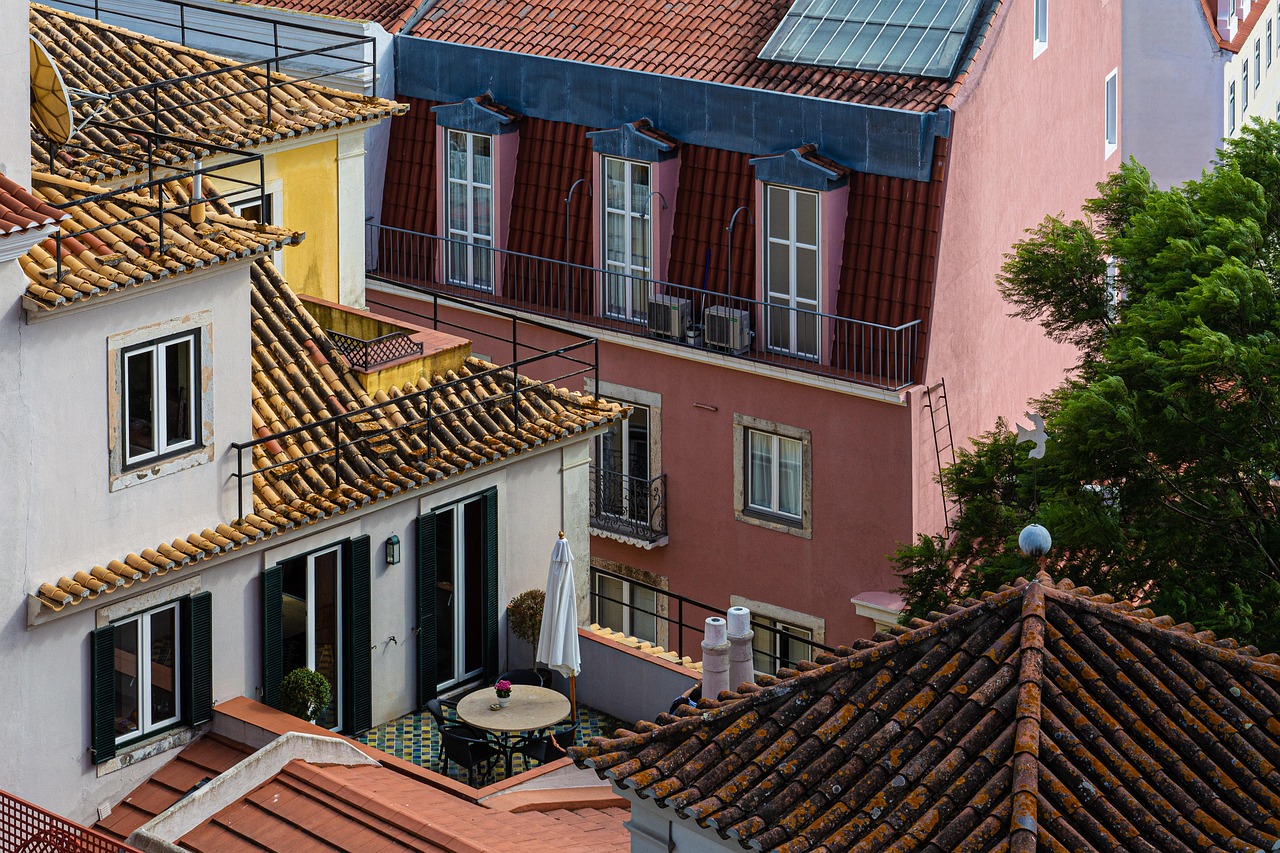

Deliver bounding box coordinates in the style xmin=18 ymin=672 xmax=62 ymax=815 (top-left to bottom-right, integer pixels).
xmin=648 ymin=294 xmax=690 ymax=340
xmin=704 ymin=306 xmax=751 ymax=355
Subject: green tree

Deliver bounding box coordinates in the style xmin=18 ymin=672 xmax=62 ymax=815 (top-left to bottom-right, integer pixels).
xmin=896 ymin=120 xmax=1280 ymax=647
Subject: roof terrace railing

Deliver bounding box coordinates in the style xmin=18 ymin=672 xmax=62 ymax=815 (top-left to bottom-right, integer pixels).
xmin=0 ymin=788 xmax=142 ymax=853
xmin=368 ymin=224 xmax=921 ymax=391
xmin=327 ymin=329 xmax=424 ymax=372
xmin=229 ymin=289 xmax=603 ymax=521
xmin=588 ymin=566 xmax=839 ymax=673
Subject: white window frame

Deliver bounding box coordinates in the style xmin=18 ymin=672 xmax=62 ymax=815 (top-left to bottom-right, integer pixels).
xmin=601 ymin=157 xmax=653 ymax=322
xmin=763 ymin=184 xmax=821 ymax=360
xmin=592 ymin=401 xmax=652 ymax=524
xmin=112 ymin=602 xmax=182 ymax=744
xmin=751 ymin=616 xmax=814 ymax=674
xmin=444 ymin=130 xmax=495 ymax=292
xmin=1104 ymin=69 xmax=1119 ymax=155
xmin=284 ymin=545 xmax=344 ymax=732
xmin=122 ymin=331 xmax=199 ymax=469
xmin=746 ymin=428 xmax=803 ymax=520
xmin=591 ymin=570 xmax=659 ymax=644
xmin=233 ymin=181 xmax=283 ymax=269
xmin=1033 ymin=0 xmax=1048 ymax=56
xmin=733 ymin=413 xmax=812 ymax=538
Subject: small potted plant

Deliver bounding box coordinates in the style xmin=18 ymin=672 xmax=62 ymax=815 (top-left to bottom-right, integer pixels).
xmin=280 ymin=667 xmax=331 ymax=723
xmin=507 ymin=589 xmax=545 ymax=648
xmin=494 ymin=678 xmax=513 ymax=708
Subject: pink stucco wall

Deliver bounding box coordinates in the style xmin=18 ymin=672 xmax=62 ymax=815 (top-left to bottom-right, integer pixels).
xmin=914 ymin=0 xmax=1123 ymax=535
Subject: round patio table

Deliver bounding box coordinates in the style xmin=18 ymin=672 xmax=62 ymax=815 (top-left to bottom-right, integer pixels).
xmin=456 ymin=684 xmax=571 ymax=776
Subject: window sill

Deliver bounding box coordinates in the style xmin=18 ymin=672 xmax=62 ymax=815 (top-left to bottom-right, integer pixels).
xmin=111 ymin=444 xmax=213 ymax=492
xmin=735 ymin=507 xmax=811 ymax=539
xmin=96 ymin=723 xmax=203 ymax=777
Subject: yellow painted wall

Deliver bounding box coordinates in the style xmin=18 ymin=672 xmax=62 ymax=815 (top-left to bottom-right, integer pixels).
xmin=219 ymin=137 xmax=341 ymax=302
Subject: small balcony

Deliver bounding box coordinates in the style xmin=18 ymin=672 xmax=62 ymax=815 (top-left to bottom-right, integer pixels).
xmin=589 ymin=466 xmax=667 ymax=545
xmin=367 ymin=225 xmax=921 ymax=392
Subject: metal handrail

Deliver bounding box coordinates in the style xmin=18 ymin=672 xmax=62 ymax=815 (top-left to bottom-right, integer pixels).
xmin=589 ymin=466 xmax=667 ymax=542
xmin=588 ymin=566 xmax=838 ymax=667
xmin=327 ymin=329 xmax=424 ymax=371
xmin=368 ymin=224 xmax=921 ymax=391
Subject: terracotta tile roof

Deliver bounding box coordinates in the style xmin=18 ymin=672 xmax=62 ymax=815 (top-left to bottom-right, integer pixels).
xmin=0 ymin=173 xmax=68 ymax=235
xmin=408 ymin=0 xmax=1001 ymax=109
xmin=232 ymin=0 xmax=424 ymax=32
xmin=94 ymin=734 xmax=256 ymax=843
xmin=1201 ymin=0 xmax=1270 ymax=52
xmin=572 ymin=572 xmax=1280 ymax=851
xmin=20 ymin=174 xmax=301 ymax=312
xmin=29 ymin=3 xmax=407 ymax=183
xmin=34 ymin=192 xmax=623 ymax=610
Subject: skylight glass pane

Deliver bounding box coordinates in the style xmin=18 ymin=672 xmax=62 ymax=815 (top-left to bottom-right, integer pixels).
xmin=759 ymin=0 xmax=985 ymax=79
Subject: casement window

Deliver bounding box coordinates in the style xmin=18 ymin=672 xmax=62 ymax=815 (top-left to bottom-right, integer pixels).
xmin=445 ymin=130 xmax=494 ymax=291
xmin=601 ymin=157 xmax=652 ymax=322
xmin=233 ymin=187 xmax=282 ymax=269
xmin=91 ymin=592 xmax=212 ymax=765
xmin=262 ymin=537 xmax=371 ymax=735
xmin=414 ymin=488 xmax=499 ymax=706
xmin=1267 ymin=23 xmax=1272 ymax=67
xmin=1104 ymin=70 xmax=1119 ymax=154
xmin=1230 ymin=83 xmax=1238 ymax=134
xmin=751 ymin=615 xmax=814 ymax=674
xmin=591 ymin=569 xmax=659 ymax=644
xmin=123 ymin=331 xmax=199 ymax=468
xmin=763 ymin=185 xmax=821 ymax=359
xmin=746 ymin=428 xmax=803 ymax=520
xmin=593 ymin=401 xmax=651 ymax=526
xmin=1243 ymin=62 xmax=1250 ymax=109
xmin=1033 ymin=0 xmax=1048 ymax=54
xmin=1257 ymin=40 xmax=1263 ymax=83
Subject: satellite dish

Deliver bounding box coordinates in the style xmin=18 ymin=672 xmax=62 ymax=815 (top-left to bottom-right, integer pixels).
xmin=29 ymin=36 xmax=74 ymax=144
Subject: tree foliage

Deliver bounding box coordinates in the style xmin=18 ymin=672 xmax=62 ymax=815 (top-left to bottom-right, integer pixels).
xmin=896 ymin=120 xmax=1280 ymax=648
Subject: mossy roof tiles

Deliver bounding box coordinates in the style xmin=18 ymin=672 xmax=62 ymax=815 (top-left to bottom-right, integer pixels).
xmin=29 ymin=3 xmax=406 ymax=183
xmin=572 ymin=573 xmax=1280 ymax=851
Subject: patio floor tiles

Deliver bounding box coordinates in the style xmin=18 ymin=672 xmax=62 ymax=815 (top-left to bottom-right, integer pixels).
xmin=356 ymin=702 xmax=628 ymax=786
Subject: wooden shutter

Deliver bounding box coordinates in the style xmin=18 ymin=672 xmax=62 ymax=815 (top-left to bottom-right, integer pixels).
xmin=183 ymin=591 xmax=214 ymax=726
xmin=90 ymin=626 xmax=116 ymax=765
xmin=416 ymin=512 xmax=438 ymax=707
xmin=482 ymin=487 xmax=499 ymax=682
xmin=261 ymin=565 xmax=284 ymax=709
xmin=342 ymin=536 xmax=373 ymax=735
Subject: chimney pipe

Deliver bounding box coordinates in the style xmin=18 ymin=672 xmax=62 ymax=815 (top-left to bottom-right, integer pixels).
xmin=701 ymin=617 xmax=730 ymax=700
xmin=727 ymin=606 xmax=754 ymax=690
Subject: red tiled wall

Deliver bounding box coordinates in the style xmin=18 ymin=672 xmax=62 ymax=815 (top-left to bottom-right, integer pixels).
xmin=507 ymin=117 xmax=595 ymax=266
xmin=668 ymin=144 xmax=755 ymax=300
xmin=383 ymin=95 xmax=438 ymax=235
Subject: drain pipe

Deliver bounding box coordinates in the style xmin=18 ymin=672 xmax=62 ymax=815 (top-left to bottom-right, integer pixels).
xmin=701 ymin=617 xmax=730 ymax=700
xmin=727 ymin=606 xmax=754 ymax=691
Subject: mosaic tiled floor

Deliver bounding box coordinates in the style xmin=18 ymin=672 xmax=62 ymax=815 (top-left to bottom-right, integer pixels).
xmin=356 ymin=701 xmax=629 ymax=787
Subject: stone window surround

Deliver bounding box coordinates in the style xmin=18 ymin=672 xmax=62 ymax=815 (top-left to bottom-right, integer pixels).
xmin=590 ymin=556 xmax=670 ymax=650
xmin=732 ymin=413 xmax=812 ymax=539
xmin=107 ymin=311 xmax=214 ymax=492
xmin=729 ymin=594 xmax=825 ymax=648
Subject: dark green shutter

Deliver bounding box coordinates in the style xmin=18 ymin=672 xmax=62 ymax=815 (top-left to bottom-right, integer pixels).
xmin=416 ymin=512 xmax=437 ymax=707
xmin=261 ymin=565 xmax=283 ymax=709
xmin=342 ymin=536 xmax=372 ymax=735
xmin=482 ymin=487 xmax=499 ymax=682
xmin=183 ymin=591 xmax=214 ymax=725
xmin=90 ymin=626 xmax=116 ymax=765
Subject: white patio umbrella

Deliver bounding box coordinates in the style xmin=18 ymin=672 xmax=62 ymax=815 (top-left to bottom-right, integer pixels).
xmin=536 ymin=531 xmax=581 ymax=720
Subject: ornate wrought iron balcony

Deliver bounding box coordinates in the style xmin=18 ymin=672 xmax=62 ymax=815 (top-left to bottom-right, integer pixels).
xmin=589 ymin=466 xmax=667 ymax=544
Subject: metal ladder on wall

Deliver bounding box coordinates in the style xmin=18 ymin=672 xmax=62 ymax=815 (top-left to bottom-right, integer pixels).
xmin=924 ymin=378 xmax=960 ymax=536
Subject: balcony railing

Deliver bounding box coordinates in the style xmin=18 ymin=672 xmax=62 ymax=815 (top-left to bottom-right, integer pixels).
xmin=588 ymin=567 xmax=839 ymax=672
xmin=327 ymin=329 xmax=424 ymax=372
xmin=368 ymin=225 xmax=921 ymax=391
xmin=589 ymin=466 xmax=667 ymax=543
xmin=0 ymin=788 xmax=142 ymax=853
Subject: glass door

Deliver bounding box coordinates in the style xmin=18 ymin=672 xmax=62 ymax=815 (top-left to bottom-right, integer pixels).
xmin=281 ymin=547 xmax=342 ymax=730
xmin=602 ymin=158 xmax=652 ymax=321
xmin=764 ymin=185 xmax=820 ymax=359
xmin=435 ymin=497 xmax=486 ymax=690
xmin=594 ymin=402 xmax=650 ymax=524
xmin=446 ymin=130 xmax=494 ymax=291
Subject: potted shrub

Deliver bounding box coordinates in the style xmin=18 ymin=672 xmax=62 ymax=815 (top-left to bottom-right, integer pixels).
xmin=507 ymin=589 xmax=545 ymax=647
xmin=280 ymin=667 xmax=331 ymax=723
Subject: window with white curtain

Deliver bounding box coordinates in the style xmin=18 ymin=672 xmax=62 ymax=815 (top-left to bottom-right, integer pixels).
xmin=747 ymin=428 xmax=803 ymax=519
xmin=601 ymin=157 xmax=652 ymax=321
xmin=445 ymin=130 xmax=494 ymax=291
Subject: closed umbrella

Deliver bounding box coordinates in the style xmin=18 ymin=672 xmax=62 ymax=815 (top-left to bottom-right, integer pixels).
xmin=536 ymin=531 xmax=581 ymax=720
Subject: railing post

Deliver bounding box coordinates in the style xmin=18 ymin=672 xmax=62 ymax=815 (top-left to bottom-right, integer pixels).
xmin=677 ymin=598 xmax=684 ymax=659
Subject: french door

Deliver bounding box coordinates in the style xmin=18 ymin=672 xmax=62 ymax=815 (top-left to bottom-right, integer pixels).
xmin=594 ymin=402 xmax=650 ymax=524
xmin=445 ymin=130 xmax=494 ymax=291
xmin=764 ymin=185 xmax=820 ymax=359
xmin=602 ymin=157 xmax=652 ymax=321
xmin=434 ymin=497 xmax=487 ymax=691
xmin=281 ymin=546 xmax=342 ymax=731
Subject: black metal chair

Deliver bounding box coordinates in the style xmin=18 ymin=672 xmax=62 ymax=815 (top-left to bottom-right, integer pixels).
xmin=513 ymin=723 xmax=578 ymax=769
xmin=424 ymin=698 xmax=482 ymax=766
xmin=440 ymin=724 xmax=501 ymax=786
xmin=500 ymin=668 xmax=550 ymax=687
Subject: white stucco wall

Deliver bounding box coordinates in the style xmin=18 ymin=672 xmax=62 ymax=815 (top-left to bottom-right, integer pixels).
xmin=1224 ymin=0 xmax=1280 ymax=138
xmin=1 ymin=2 xmax=29 ymax=186
xmin=6 ymin=424 xmax=594 ymax=822
xmin=1123 ymin=0 xmax=1227 ymax=188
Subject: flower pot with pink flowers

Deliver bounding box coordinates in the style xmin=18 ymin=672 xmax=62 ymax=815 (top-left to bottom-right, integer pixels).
xmin=494 ymin=679 xmax=512 ymax=708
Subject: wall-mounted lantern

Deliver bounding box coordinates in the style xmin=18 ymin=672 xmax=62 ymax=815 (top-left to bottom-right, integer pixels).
xmin=385 ymin=535 xmax=401 ymax=566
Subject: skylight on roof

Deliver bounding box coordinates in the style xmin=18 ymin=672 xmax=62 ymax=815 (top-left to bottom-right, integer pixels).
xmin=759 ymin=0 xmax=985 ymax=79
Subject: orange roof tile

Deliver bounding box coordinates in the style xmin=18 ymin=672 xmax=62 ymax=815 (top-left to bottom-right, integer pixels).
xmin=0 ymin=173 xmax=68 ymax=235
xmin=30 ymin=3 xmax=407 ymax=183
xmin=1202 ymin=0 xmax=1272 ymax=52
xmin=234 ymin=0 xmax=424 ymax=32
xmin=572 ymin=573 xmax=1280 ymax=850
xmin=409 ymin=0 xmax=1002 ymax=109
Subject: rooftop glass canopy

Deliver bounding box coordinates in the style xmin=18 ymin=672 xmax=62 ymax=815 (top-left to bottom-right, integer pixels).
xmin=759 ymin=0 xmax=985 ymax=79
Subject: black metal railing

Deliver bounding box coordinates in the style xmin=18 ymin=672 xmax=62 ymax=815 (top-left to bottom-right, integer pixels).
xmin=589 ymin=466 xmax=667 ymax=542
xmin=588 ymin=567 xmax=838 ymax=672
xmin=327 ymin=329 xmax=424 ymax=371
xmin=368 ymin=224 xmax=921 ymax=391
xmin=230 ymin=290 xmax=602 ymax=521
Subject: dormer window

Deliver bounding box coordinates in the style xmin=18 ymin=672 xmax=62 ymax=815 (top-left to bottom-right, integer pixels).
xmin=123 ymin=331 xmax=200 ymax=468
